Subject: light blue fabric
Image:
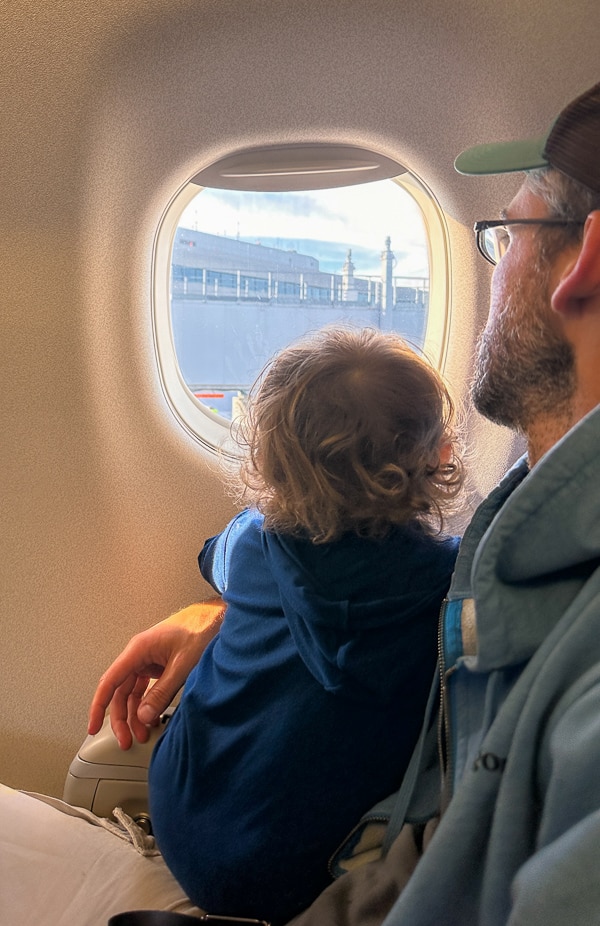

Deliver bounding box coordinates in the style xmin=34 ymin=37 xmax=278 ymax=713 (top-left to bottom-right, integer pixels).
xmin=380 ymin=403 xmax=600 ymax=926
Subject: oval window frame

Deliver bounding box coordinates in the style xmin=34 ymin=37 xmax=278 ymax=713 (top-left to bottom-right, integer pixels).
xmin=152 ymin=145 xmax=451 ymax=456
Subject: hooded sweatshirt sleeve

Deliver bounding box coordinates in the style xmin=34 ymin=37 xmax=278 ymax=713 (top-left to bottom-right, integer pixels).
xmin=199 ymin=508 xmax=259 ymax=594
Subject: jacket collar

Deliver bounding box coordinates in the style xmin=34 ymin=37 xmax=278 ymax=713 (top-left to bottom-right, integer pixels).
xmin=453 ymin=405 xmax=600 ymax=671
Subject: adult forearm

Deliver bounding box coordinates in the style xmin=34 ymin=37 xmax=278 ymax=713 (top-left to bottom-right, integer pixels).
xmin=88 ymin=597 xmax=226 ymax=748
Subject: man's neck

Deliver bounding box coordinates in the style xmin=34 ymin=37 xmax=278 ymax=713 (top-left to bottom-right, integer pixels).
xmin=525 ymin=409 xmax=575 ymax=467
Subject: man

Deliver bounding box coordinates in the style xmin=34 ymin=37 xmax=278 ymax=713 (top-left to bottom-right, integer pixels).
xmin=89 ymin=81 xmax=600 ymax=925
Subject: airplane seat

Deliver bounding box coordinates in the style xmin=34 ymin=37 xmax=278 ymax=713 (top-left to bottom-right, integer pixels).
xmin=63 ymin=711 xmax=174 ymax=833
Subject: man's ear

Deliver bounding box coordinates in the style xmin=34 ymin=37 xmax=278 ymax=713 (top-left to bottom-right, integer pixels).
xmin=552 ymin=211 xmax=600 ymax=317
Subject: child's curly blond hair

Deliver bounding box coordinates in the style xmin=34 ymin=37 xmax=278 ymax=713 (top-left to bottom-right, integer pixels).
xmin=232 ymin=326 xmax=464 ymax=543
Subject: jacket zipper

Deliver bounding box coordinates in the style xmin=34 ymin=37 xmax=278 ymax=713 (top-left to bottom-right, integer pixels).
xmin=437 ymin=599 xmax=456 ymax=814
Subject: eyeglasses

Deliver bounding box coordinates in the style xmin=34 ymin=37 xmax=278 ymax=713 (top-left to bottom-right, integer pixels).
xmin=474 ymin=219 xmax=586 ymax=265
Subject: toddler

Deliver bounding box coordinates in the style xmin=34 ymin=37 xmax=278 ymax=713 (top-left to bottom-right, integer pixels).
xmin=149 ymin=326 xmax=464 ymax=925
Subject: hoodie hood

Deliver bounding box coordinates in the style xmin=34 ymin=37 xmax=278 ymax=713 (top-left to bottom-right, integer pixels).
xmin=262 ymin=523 xmax=458 ymax=701
xmin=464 ymin=405 xmax=600 ymax=672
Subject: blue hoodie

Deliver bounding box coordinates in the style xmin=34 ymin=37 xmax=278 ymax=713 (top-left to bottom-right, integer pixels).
xmin=149 ymin=508 xmax=458 ymax=924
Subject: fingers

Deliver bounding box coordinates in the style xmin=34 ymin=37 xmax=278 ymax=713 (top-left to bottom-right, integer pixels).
xmin=117 ymin=675 xmax=152 ymax=749
xmin=87 ymin=629 xmax=163 ymax=732
xmin=87 ymin=646 xmax=176 ymax=748
xmin=87 ymin=600 xmax=225 ymax=748
xmin=137 ymin=665 xmax=185 ymax=725
xmin=87 ymin=644 xmax=153 ymax=745
xmin=87 ymin=671 xmax=129 ymax=736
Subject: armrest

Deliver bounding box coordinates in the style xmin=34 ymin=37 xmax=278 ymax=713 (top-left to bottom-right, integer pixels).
xmin=63 ymin=711 xmax=172 ymax=829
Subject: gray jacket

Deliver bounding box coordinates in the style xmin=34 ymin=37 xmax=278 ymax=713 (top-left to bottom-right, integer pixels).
xmin=382 ymin=403 xmax=600 ymax=926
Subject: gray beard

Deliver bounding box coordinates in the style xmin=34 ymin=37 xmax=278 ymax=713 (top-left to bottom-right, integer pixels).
xmin=471 ymin=290 xmax=576 ymax=433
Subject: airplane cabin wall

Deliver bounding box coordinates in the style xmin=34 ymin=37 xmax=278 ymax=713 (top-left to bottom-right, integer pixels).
xmin=2 ymin=0 xmax=599 ymax=795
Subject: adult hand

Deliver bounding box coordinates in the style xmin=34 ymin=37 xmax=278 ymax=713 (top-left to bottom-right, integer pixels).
xmin=87 ymin=598 xmax=226 ymax=749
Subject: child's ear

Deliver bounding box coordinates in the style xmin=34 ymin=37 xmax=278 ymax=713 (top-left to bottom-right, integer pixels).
xmin=438 ymin=441 xmax=453 ymax=466
xmin=552 ymin=211 xmax=600 ymax=317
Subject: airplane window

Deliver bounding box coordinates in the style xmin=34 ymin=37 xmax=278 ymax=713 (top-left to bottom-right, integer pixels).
xmin=153 ymin=157 xmax=449 ymax=454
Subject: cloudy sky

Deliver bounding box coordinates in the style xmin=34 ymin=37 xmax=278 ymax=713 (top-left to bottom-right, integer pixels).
xmin=179 ymin=180 xmax=429 ymax=279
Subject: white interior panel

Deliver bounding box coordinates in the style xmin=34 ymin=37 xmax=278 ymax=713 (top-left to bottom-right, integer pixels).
xmin=1 ymin=0 xmax=598 ymax=794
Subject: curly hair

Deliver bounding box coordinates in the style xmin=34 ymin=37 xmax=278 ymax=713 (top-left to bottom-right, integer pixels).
xmin=232 ymin=326 xmax=464 ymax=543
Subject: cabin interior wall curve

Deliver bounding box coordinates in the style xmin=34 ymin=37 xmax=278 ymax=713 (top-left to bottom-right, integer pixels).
xmin=1 ymin=0 xmax=599 ymax=794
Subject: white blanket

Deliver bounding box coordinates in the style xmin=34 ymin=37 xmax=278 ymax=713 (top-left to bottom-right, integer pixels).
xmin=0 ymin=782 xmax=205 ymax=925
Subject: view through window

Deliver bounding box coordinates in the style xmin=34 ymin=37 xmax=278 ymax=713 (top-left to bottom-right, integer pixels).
xmin=170 ymin=180 xmax=430 ymax=419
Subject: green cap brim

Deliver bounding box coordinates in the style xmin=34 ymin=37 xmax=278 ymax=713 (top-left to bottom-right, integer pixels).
xmin=454 ymin=131 xmax=550 ymax=176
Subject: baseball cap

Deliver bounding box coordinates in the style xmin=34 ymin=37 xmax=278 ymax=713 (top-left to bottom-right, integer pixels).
xmin=454 ymin=81 xmax=600 ymax=193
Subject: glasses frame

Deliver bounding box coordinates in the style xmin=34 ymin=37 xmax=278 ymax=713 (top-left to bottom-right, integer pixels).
xmin=474 ymin=218 xmax=586 ymax=265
